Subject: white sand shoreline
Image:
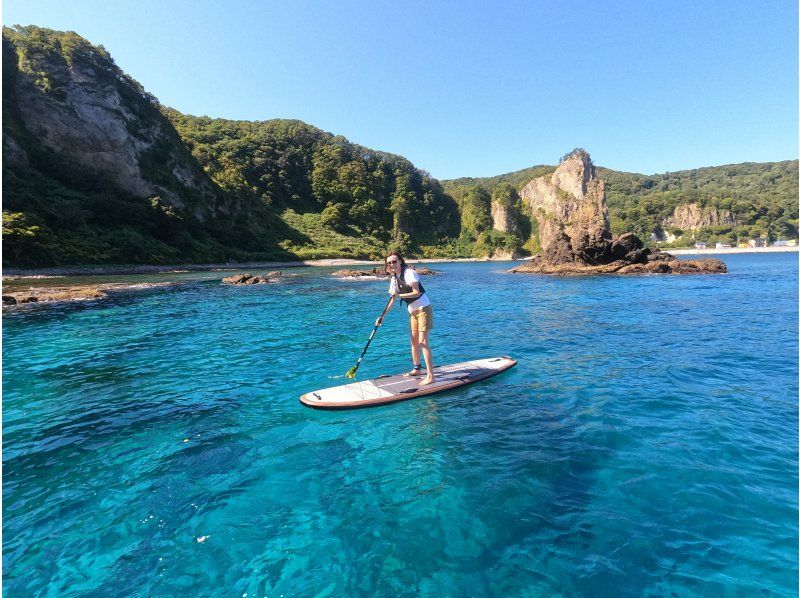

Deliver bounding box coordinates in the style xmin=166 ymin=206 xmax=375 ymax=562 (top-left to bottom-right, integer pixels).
xmin=665 ymin=246 xmax=798 ymax=255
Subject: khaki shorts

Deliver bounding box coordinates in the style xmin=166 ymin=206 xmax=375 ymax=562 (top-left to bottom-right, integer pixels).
xmin=410 ymin=305 xmax=433 ymax=334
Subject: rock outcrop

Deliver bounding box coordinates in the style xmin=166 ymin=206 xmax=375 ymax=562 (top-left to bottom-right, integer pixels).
xmin=491 ymin=200 xmax=519 ymax=236
xmin=222 ymin=273 xmax=271 ymax=285
xmin=1 ymin=282 xmax=173 ymax=306
xmin=520 ymin=150 xmax=613 ymax=265
xmin=511 ymin=150 xmax=726 ymax=275
xmin=332 ymin=269 xmax=389 ymax=279
xmin=663 ymin=203 xmax=736 ymax=230
xmin=331 ymin=266 xmax=440 ymax=279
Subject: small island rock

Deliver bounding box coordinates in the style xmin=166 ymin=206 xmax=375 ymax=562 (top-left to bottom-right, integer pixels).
xmin=222 ymin=273 xmax=269 ymax=285
xmin=509 ymin=150 xmax=727 ymax=276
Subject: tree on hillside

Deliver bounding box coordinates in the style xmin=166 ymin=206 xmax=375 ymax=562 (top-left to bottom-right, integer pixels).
xmin=461 ymin=187 xmax=492 ymax=235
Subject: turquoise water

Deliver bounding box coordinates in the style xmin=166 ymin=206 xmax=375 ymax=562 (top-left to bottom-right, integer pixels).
xmin=3 ymin=254 xmax=798 ymax=596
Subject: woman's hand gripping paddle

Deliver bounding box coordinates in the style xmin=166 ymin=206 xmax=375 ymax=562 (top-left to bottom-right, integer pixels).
xmin=345 ymin=277 xmax=396 ymax=379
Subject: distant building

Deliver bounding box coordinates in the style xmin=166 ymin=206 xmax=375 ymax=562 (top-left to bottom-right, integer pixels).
xmin=714 ymin=242 xmax=733 ymax=249
xmin=748 ymin=238 xmax=767 ymax=248
xmin=738 ymin=242 xmax=750 ymax=248
xmin=773 ymin=240 xmax=787 ymax=247
xmin=695 ymin=241 xmax=708 ymax=249
xmin=787 ymin=240 xmax=798 ymax=246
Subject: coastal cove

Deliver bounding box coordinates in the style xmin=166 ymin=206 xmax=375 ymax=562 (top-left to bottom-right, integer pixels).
xmin=3 ymin=252 xmax=797 ymax=595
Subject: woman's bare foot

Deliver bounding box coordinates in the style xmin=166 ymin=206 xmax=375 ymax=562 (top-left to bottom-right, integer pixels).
xmin=404 ymin=367 xmax=423 ymax=377
xmin=419 ymin=375 xmax=435 ymax=386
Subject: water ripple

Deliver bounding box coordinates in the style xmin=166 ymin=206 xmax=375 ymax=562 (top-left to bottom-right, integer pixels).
xmin=3 ymin=254 xmax=798 ymax=595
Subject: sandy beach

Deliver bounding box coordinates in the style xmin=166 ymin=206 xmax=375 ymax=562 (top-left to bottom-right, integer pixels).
xmin=665 ymin=246 xmax=799 ymax=256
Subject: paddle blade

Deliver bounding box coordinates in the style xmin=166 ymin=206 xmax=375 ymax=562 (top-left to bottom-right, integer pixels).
xmin=345 ymin=365 xmax=358 ymax=379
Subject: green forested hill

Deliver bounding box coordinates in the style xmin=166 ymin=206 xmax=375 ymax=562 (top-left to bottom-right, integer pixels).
xmin=2 ymin=26 xmax=797 ymax=268
xmin=162 ymin=111 xmax=460 ymax=259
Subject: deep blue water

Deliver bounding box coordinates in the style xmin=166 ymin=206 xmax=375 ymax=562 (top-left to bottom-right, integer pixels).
xmin=3 ymin=253 xmax=798 ymax=596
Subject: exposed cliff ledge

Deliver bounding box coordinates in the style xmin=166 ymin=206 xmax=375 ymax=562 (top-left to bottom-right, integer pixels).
xmin=662 ymin=203 xmax=736 ymax=230
xmin=511 ymin=150 xmax=726 ymax=275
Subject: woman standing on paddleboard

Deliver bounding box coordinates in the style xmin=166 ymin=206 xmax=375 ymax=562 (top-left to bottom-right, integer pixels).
xmin=376 ymin=252 xmax=435 ymax=386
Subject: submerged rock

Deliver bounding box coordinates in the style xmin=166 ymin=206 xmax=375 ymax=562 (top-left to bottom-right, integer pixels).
xmin=2 ymin=282 xmax=171 ymax=307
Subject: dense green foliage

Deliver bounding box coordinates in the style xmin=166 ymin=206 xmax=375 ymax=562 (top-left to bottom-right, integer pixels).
xmin=163 ymin=111 xmax=460 ymax=259
xmin=2 ymin=26 xmax=460 ymax=267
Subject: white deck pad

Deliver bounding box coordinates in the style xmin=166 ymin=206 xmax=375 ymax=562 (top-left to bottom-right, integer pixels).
xmin=300 ymin=356 xmax=516 ymax=409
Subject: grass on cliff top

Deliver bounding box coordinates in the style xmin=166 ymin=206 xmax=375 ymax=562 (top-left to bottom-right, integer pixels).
xmin=279 ymin=209 xmax=388 ymax=260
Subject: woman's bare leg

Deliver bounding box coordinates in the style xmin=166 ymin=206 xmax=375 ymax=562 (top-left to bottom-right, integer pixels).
xmin=418 ymin=330 xmax=435 ymax=385
xmin=407 ymin=329 xmax=422 ymax=376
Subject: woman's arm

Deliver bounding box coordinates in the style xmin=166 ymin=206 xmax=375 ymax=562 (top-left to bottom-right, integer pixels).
xmin=396 ymin=282 xmax=421 ymax=301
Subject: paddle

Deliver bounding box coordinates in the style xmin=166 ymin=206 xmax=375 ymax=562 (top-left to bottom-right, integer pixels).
xmin=345 ymin=276 xmax=396 ymax=379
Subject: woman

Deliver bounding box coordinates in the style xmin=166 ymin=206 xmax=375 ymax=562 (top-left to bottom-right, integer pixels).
xmin=376 ymin=251 xmax=435 ymax=386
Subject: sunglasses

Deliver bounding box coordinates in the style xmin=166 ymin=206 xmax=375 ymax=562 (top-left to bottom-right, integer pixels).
xmin=386 ymin=259 xmax=399 ymax=264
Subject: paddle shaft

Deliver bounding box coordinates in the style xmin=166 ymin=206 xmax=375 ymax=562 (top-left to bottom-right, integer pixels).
xmin=349 ymin=276 xmax=397 ymax=375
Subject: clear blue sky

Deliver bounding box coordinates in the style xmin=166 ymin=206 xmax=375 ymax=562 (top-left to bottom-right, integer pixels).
xmin=4 ymin=0 xmax=798 ymax=179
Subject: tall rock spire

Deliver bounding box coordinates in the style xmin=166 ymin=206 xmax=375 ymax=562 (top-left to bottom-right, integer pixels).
xmin=520 ymin=149 xmax=612 ymax=264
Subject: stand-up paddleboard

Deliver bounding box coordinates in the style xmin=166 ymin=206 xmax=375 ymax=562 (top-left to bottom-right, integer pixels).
xmin=300 ymin=356 xmax=516 ymax=410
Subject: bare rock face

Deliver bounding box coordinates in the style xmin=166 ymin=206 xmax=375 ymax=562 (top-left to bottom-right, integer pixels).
xmin=3 ymin=29 xmax=217 ymax=218
xmin=663 ymin=203 xmax=736 ymax=230
xmin=510 ymin=149 xmax=727 ymax=276
xmin=491 ymin=200 xmax=518 ymax=235
xmin=520 ymin=150 xmax=613 ymax=265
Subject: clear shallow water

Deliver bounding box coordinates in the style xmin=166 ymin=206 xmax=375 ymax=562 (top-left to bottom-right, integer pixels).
xmin=3 ymin=254 xmax=798 ymax=596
